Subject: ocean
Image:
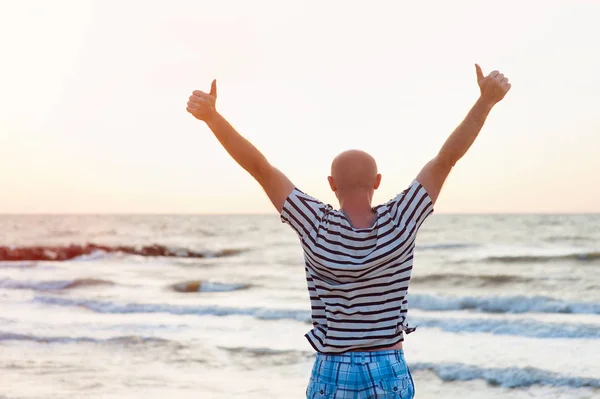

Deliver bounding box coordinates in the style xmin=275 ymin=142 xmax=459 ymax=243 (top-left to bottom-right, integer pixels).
xmin=1 ymin=214 xmax=599 ymax=398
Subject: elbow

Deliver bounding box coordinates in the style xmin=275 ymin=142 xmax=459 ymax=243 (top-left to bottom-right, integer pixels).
xmin=436 ymin=152 xmax=457 ymax=170
xmin=250 ymin=157 xmax=271 ymax=181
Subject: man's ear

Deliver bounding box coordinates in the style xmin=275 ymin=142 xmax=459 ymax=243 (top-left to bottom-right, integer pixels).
xmin=327 ymin=176 xmax=337 ymax=192
xmin=374 ymin=174 xmax=382 ymax=190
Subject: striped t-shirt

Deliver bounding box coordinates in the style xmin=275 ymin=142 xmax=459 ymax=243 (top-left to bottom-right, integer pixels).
xmin=280 ymin=180 xmax=434 ymax=353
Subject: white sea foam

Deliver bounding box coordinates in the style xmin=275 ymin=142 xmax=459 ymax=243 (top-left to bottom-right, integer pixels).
xmin=410 ymin=316 xmax=600 ymax=339
xmin=409 ymin=293 xmax=600 ymax=314
xmin=0 ymin=330 xmax=172 ymax=345
xmin=32 ymin=295 xmax=600 ymax=339
xmin=411 ymin=362 xmax=600 ymax=389
xmin=199 ymin=282 xmax=249 ymax=292
xmin=417 ymin=243 xmax=477 ymax=250
xmin=71 ymin=249 xmax=109 ymax=261
xmin=0 ymin=278 xmax=114 ymax=291
xmin=33 ymin=295 xmax=312 ymax=323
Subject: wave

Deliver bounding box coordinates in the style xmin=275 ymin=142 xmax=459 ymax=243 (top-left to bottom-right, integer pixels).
xmin=0 ymin=261 xmax=37 ymax=269
xmin=410 ymin=293 xmax=600 ymax=315
xmin=170 ymin=280 xmax=250 ymax=293
xmin=411 ymin=362 xmax=600 ymax=389
xmin=545 ymin=235 xmax=592 ymax=243
xmin=207 ymin=248 xmax=246 ymax=258
xmin=218 ymin=346 xmax=315 ymax=365
xmin=417 ymin=243 xmax=477 ymax=251
xmin=478 ymin=251 xmax=600 ymax=264
xmin=411 ymin=316 xmax=600 ymax=339
xmin=0 ymin=330 xmax=174 ymax=346
xmin=33 ymin=295 xmax=311 ymax=322
xmin=411 ymin=273 xmax=534 ymax=286
xmin=0 ymin=243 xmax=246 ymax=261
xmin=72 ymin=250 xmax=110 ymax=261
xmin=30 ymin=296 xmax=600 ymax=339
xmin=218 ymin=346 xmax=312 ymax=358
xmin=0 ymin=278 xmax=114 ymax=292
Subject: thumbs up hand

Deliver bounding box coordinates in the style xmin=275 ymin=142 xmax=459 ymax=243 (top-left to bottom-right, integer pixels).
xmin=475 ymin=64 xmax=511 ymax=106
xmin=187 ymin=79 xmax=218 ymax=122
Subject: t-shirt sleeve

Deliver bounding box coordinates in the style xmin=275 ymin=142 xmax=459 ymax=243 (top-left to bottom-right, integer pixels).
xmin=280 ymin=188 xmax=329 ymax=239
xmin=384 ymin=179 xmax=434 ymax=232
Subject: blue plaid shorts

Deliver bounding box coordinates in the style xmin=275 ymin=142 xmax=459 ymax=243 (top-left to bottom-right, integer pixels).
xmin=306 ymin=349 xmax=415 ymax=399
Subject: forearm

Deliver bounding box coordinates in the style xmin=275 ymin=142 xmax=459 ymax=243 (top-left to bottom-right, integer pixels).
xmin=437 ymin=97 xmax=494 ymax=167
xmin=205 ymin=113 xmax=269 ymax=178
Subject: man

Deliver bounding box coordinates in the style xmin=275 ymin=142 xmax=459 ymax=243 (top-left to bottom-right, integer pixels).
xmin=186 ymin=64 xmax=510 ymax=398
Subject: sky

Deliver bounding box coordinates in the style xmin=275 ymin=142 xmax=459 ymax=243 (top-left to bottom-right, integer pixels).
xmin=0 ymin=0 xmax=598 ymax=214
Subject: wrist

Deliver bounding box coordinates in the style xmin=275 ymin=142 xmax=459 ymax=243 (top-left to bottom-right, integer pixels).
xmin=204 ymin=111 xmax=221 ymax=127
xmin=475 ymin=96 xmax=495 ymax=112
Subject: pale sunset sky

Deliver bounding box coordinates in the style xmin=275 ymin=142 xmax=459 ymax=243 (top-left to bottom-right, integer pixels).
xmin=1 ymin=0 xmax=598 ymax=214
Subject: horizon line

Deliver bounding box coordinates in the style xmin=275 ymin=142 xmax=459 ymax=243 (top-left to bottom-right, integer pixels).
xmin=0 ymin=212 xmax=598 ymax=216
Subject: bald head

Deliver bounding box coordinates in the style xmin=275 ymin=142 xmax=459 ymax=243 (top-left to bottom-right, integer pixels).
xmin=329 ymin=150 xmax=379 ymax=193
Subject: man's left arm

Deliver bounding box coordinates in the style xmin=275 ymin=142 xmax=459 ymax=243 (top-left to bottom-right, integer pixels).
xmin=416 ymin=64 xmax=511 ymax=205
xmin=187 ymin=80 xmax=294 ymax=212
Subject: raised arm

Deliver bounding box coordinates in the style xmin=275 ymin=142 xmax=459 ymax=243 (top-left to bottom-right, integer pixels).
xmin=186 ymin=80 xmax=294 ymax=212
xmin=416 ymin=64 xmax=511 ymax=204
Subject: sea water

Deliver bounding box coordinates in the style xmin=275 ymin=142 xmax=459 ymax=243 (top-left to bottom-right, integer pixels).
xmin=1 ymin=214 xmax=599 ymax=398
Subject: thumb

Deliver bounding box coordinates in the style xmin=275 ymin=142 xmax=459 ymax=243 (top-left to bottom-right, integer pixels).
xmin=210 ymin=79 xmax=217 ymax=98
xmin=475 ymin=64 xmax=484 ymax=83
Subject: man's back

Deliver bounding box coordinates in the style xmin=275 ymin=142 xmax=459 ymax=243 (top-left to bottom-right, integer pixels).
xmin=280 ymin=180 xmax=433 ymax=353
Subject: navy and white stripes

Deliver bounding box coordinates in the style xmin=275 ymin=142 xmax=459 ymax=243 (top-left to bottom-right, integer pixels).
xmin=281 ymin=180 xmax=433 ymax=353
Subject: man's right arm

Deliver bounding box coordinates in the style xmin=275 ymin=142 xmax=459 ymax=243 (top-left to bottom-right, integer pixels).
xmin=416 ymin=64 xmax=511 ymax=204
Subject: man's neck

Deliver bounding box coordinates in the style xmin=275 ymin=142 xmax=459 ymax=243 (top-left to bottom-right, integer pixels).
xmin=338 ymin=191 xmax=375 ymax=228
